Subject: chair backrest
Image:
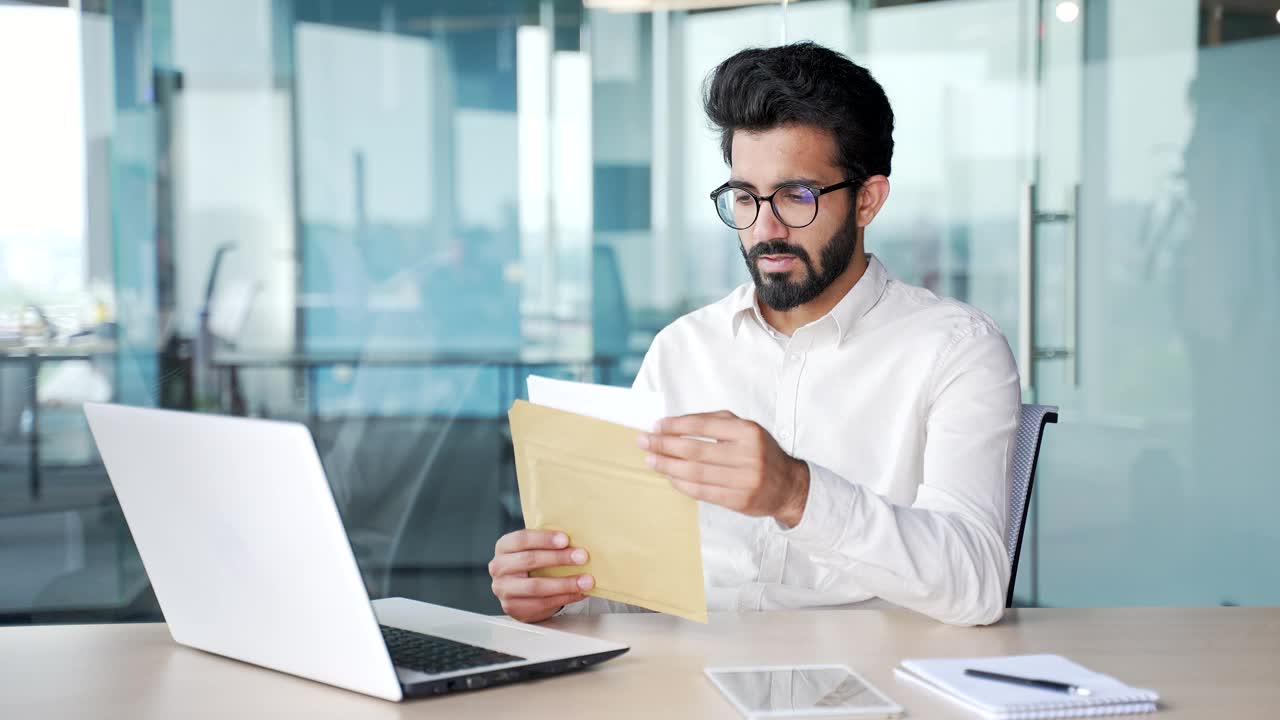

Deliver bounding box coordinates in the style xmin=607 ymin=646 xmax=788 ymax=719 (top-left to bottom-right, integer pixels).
xmin=1006 ymin=403 xmax=1058 ymax=607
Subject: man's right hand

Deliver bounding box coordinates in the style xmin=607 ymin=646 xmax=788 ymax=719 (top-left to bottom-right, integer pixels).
xmin=489 ymin=529 xmax=594 ymax=624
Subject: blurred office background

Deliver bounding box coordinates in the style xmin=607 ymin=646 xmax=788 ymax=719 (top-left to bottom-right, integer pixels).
xmin=1 ymin=0 xmax=1276 ymax=624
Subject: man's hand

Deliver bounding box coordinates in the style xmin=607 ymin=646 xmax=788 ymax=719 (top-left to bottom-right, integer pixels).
xmin=637 ymin=411 xmax=811 ymax=527
xmin=489 ymin=529 xmax=594 ymax=623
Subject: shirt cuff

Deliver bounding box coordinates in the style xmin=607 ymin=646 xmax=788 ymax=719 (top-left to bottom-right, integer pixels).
xmin=774 ymin=461 xmax=857 ymax=551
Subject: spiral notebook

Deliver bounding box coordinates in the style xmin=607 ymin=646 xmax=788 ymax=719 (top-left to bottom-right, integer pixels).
xmin=895 ymin=654 xmax=1159 ymax=719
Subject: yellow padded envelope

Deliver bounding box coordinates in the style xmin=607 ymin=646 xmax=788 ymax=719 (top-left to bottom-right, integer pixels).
xmin=508 ymin=399 xmax=707 ymax=623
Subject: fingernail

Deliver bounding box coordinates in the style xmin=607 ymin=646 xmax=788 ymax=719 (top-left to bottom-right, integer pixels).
xmin=652 ymin=420 xmax=664 ymax=433
xmin=636 ymin=434 xmax=650 ymax=449
xmin=577 ymin=575 xmax=594 ymax=590
xmin=645 ymin=454 xmax=657 ymax=468
xmin=571 ymin=549 xmax=588 ymax=564
xmin=553 ymin=533 xmax=568 ymax=547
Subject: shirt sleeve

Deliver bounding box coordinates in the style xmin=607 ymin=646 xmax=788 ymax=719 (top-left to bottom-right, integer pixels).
xmin=554 ymin=343 xmax=663 ymax=618
xmin=776 ymin=325 xmax=1021 ymax=626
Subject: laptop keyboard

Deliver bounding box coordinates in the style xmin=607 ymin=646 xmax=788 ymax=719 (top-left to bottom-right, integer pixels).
xmin=379 ymin=625 xmax=525 ymax=676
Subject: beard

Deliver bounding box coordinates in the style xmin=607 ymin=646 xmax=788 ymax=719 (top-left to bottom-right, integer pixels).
xmin=740 ymin=219 xmax=859 ymax=312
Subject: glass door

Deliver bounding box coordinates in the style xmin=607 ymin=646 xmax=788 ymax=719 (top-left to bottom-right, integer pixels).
xmin=847 ymin=0 xmax=1280 ymax=607
xmin=1013 ymin=0 xmax=1087 ymax=607
xmin=1022 ymin=0 xmax=1280 ymax=607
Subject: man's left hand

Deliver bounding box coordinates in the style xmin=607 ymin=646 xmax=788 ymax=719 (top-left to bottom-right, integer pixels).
xmin=637 ymin=411 xmax=810 ymax=527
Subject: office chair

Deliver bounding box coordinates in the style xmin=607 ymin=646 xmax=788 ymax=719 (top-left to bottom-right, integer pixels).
xmin=1006 ymin=403 xmax=1058 ymax=608
xmin=591 ymin=244 xmax=633 ymax=386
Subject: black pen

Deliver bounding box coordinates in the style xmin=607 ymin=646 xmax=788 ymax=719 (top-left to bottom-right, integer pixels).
xmin=963 ymin=669 xmax=1092 ymax=696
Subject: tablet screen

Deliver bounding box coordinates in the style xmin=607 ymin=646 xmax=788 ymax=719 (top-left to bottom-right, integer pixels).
xmin=705 ymin=665 xmax=903 ymax=718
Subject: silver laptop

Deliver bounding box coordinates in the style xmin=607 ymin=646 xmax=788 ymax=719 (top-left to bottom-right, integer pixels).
xmin=83 ymin=402 xmax=627 ymax=702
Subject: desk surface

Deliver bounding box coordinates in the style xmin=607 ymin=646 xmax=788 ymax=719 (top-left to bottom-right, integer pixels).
xmin=3 ymin=606 xmax=1277 ymax=719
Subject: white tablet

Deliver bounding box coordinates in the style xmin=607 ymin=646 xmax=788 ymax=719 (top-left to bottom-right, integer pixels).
xmin=705 ymin=665 xmax=904 ymax=719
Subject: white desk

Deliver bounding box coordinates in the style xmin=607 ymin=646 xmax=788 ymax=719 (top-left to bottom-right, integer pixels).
xmin=2 ymin=606 xmax=1277 ymax=719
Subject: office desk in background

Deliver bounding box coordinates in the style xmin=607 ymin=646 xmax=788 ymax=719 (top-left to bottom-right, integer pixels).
xmin=3 ymin=606 xmax=1277 ymax=719
xmin=209 ymin=349 xmax=627 ymax=544
xmin=0 ymin=344 xmax=116 ymax=500
xmin=209 ymin=350 xmax=622 ymax=420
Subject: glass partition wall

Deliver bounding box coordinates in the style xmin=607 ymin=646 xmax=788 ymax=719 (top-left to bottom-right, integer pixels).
xmin=2 ymin=0 xmax=1276 ymax=623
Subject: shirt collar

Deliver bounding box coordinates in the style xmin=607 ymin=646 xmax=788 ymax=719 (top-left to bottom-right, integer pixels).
xmin=729 ymin=285 xmax=763 ymax=338
xmin=730 ymin=254 xmax=890 ymax=346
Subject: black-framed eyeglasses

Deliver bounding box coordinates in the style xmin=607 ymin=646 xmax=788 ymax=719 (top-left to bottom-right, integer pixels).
xmin=710 ymin=179 xmax=860 ymax=230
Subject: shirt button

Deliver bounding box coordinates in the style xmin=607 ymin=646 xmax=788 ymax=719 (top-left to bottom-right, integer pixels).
xmin=779 ymin=429 xmax=790 ymax=441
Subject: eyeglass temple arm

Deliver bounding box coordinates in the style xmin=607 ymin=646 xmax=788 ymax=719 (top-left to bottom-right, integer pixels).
xmin=816 ymin=178 xmax=860 ymax=195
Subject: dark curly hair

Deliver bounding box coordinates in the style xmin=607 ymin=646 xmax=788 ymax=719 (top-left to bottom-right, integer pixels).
xmin=702 ymin=42 xmax=895 ymax=180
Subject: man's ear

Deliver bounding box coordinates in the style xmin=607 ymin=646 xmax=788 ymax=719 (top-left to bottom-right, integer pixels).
xmin=855 ymin=175 xmax=890 ymax=227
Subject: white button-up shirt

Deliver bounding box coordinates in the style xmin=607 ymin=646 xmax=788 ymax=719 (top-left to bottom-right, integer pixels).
xmin=564 ymin=255 xmax=1020 ymax=626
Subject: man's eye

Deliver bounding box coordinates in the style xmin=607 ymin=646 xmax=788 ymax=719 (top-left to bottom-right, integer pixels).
xmin=786 ymin=190 xmax=815 ymax=203
xmin=734 ymin=194 xmax=753 ymax=205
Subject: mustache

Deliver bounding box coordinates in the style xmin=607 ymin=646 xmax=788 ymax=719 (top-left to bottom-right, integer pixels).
xmin=744 ymin=241 xmax=814 ymax=265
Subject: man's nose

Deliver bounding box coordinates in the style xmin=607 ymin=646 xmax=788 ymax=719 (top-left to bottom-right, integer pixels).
xmin=752 ymin=199 xmax=789 ymax=243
